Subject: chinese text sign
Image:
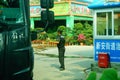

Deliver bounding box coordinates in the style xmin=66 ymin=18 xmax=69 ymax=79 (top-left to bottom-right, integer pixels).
xmin=95 ymin=39 xmax=120 ymax=62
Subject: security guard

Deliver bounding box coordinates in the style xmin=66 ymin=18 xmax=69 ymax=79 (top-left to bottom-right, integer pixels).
xmin=57 ymin=30 xmax=65 ymax=71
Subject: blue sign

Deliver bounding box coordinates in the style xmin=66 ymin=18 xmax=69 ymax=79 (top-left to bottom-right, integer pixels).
xmin=94 ymin=39 xmax=120 ymax=62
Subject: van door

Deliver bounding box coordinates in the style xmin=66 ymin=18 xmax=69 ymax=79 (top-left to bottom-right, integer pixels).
xmin=5 ymin=27 xmax=32 ymax=80
xmin=0 ymin=31 xmax=5 ymax=80
xmin=0 ymin=0 xmax=34 ymax=80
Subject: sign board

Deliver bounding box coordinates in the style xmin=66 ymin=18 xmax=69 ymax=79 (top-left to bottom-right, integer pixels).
xmin=51 ymin=3 xmax=69 ymax=15
xmin=30 ymin=6 xmax=41 ymax=17
xmin=94 ymin=39 xmax=120 ymax=62
xmin=30 ymin=2 xmax=92 ymax=17
xmin=71 ymin=3 xmax=92 ymax=16
xmin=30 ymin=3 xmax=69 ymax=17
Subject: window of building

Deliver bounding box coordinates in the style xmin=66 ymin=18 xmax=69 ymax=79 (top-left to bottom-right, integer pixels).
xmin=97 ymin=12 xmax=107 ymax=35
xmin=114 ymin=12 xmax=120 ymax=35
xmin=96 ymin=12 xmax=112 ymax=36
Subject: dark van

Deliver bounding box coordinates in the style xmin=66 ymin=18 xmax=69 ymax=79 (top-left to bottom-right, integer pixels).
xmin=0 ymin=0 xmax=34 ymax=80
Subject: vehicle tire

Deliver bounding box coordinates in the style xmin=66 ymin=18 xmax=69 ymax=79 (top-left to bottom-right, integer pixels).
xmin=29 ymin=72 xmax=33 ymax=80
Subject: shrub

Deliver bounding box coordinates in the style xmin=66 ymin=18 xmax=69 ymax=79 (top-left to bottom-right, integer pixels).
xmin=73 ymin=22 xmax=93 ymax=45
xmin=118 ymin=78 xmax=120 ymax=80
xmin=100 ymin=68 xmax=118 ymax=80
xmin=77 ymin=34 xmax=86 ymax=43
xmin=86 ymin=71 xmax=97 ymax=80
xmin=38 ymin=31 xmax=48 ymax=40
xmin=47 ymin=32 xmax=57 ymax=40
xmin=86 ymin=68 xmax=119 ymax=80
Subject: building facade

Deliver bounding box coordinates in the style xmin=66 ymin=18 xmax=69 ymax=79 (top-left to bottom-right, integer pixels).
xmin=30 ymin=0 xmax=93 ymax=30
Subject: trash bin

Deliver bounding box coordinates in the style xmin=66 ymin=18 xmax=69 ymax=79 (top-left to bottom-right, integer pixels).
xmin=98 ymin=53 xmax=110 ymax=68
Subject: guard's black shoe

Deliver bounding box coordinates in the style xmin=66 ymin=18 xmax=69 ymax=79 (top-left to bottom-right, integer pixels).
xmin=59 ymin=66 xmax=65 ymax=68
xmin=59 ymin=67 xmax=65 ymax=71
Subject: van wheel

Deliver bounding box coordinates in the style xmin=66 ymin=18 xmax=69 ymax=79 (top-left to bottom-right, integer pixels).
xmin=29 ymin=72 xmax=33 ymax=80
xmin=28 ymin=76 xmax=33 ymax=80
xmin=30 ymin=77 xmax=33 ymax=80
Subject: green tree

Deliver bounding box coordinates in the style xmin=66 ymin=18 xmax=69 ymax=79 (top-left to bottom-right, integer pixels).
xmin=72 ymin=23 xmax=84 ymax=44
xmin=57 ymin=25 xmax=66 ymax=36
xmin=47 ymin=32 xmax=57 ymax=40
xmin=83 ymin=22 xmax=93 ymax=45
xmin=71 ymin=22 xmax=93 ymax=45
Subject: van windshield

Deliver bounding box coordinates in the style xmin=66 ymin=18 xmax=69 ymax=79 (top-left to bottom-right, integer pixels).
xmin=0 ymin=0 xmax=24 ymax=24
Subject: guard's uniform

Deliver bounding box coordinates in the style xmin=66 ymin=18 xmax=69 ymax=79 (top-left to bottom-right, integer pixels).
xmin=57 ymin=35 xmax=65 ymax=69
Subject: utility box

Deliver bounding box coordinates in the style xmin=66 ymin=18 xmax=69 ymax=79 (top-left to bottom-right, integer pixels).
xmin=98 ymin=53 xmax=110 ymax=68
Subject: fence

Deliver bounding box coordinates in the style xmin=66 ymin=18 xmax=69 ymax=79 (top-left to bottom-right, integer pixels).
xmin=32 ymin=40 xmax=59 ymax=49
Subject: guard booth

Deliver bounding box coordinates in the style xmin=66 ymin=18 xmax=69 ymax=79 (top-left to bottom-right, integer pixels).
xmin=88 ymin=2 xmax=120 ymax=64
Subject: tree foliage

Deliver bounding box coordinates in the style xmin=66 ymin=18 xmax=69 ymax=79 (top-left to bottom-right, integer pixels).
xmin=72 ymin=22 xmax=93 ymax=45
xmin=32 ymin=22 xmax=93 ymax=45
xmin=57 ymin=25 xmax=66 ymax=36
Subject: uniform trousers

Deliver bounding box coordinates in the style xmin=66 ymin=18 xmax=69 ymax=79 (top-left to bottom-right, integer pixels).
xmin=58 ymin=47 xmax=65 ymax=68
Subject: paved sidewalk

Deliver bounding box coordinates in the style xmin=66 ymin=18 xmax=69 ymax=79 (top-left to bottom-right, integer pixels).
xmin=33 ymin=54 xmax=94 ymax=80
xmin=33 ymin=46 xmax=94 ymax=80
xmin=33 ymin=46 xmax=120 ymax=80
xmin=34 ymin=46 xmax=94 ymax=58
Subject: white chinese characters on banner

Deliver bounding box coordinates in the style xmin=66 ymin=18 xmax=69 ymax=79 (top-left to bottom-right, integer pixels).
xmin=116 ymin=43 xmax=120 ymax=50
xmin=95 ymin=39 xmax=120 ymax=62
xmin=96 ymin=42 xmax=120 ymax=51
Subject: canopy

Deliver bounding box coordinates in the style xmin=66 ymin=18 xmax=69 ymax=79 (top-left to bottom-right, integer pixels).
xmin=88 ymin=2 xmax=120 ymax=9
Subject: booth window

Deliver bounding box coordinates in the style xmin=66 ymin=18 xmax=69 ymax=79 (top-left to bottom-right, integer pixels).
xmin=114 ymin=12 xmax=120 ymax=35
xmin=96 ymin=12 xmax=112 ymax=36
